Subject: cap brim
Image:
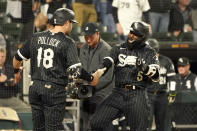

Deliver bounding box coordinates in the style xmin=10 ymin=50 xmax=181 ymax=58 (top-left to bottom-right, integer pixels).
xmin=177 ymin=63 xmax=188 ymax=66
xmin=81 ymin=31 xmax=95 ymax=36
xmin=71 ymin=20 xmax=78 ymax=23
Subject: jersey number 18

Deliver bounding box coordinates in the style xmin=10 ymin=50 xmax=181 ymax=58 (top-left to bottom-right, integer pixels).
xmin=37 ymin=47 xmax=54 ymax=69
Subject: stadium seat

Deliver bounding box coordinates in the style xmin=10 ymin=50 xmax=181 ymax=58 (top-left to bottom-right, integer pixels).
xmin=0 ymin=0 xmax=7 ymax=13
xmin=1 ymin=23 xmax=23 ymax=43
xmin=179 ymin=32 xmax=193 ymax=42
xmin=151 ymin=32 xmax=176 ymax=41
xmin=0 ymin=107 xmax=21 ymax=129
xmin=100 ymin=32 xmax=118 ymax=42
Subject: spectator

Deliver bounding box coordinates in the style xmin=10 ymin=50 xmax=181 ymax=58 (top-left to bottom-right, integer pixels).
xmin=6 ymin=0 xmax=22 ymax=21
xmin=46 ymin=0 xmax=67 ymax=20
xmin=169 ymin=0 xmax=193 ymax=38
xmin=190 ymin=0 xmax=197 ymax=42
xmin=80 ymin=22 xmax=114 ymax=131
xmin=93 ymin=0 xmax=116 ymax=33
xmin=72 ymin=0 xmax=97 ymax=27
xmin=148 ymin=0 xmax=172 ymax=34
xmin=0 ymin=48 xmax=29 ymax=112
xmin=146 ymin=38 xmax=176 ymax=131
xmin=112 ymin=0 xmax=150 ymax=42
xmin=0 ymin=33 xmax=6 ymax=49
xmin=175 ymin=57 xmax=197 ymax=91
xmin=19 ymin=0 xmax=39 ymax=45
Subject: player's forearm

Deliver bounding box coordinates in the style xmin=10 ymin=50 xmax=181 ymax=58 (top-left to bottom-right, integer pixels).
xmin=13 ymin=57 xmax=22 ymax=73
xmin=95 ymin=68 xmax=113 ymax=90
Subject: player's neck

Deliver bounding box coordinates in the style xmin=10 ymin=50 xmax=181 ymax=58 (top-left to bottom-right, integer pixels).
xmin=50 ymin=26 xmax=65 ymax=34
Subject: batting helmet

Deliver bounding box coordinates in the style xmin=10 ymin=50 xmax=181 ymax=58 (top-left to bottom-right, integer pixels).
xmin=129 ymin=22 xmax=149 ymax=39
xmin=53 ymin=8 xmax=78 ymax=25
xmin=147 ymin=38 xmax=160 ymax=53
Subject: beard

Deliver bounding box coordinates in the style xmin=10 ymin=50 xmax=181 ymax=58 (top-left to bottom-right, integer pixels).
xmin=127 ymin=37 xmax=145 ymax=50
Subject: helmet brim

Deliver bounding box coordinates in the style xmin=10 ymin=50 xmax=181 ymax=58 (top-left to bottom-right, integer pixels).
xmin=71 ymin=19 xmax=78 ymax=23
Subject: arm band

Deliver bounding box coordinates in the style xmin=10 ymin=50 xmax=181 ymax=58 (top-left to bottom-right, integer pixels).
xmin=103 ymin=57 xmax=113 ymax=70
xmin=15 ymin=52 xmax=23 ymax=61
xmin=79 ymin=68 xmax=94 ymax=82
xmin=112 ymin=7 xmax=119 ymax=23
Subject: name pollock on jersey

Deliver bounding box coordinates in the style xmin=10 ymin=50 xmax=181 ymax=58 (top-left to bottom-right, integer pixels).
xmin=38 ymin=37 xmax=60 ymax=47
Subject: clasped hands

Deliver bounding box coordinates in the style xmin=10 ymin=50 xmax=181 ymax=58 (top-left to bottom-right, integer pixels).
xmin=90 ymin=68 xmax=106 ymax=86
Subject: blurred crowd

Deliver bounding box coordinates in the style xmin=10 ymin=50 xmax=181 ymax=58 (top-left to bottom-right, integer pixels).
xmin=2 ymin=0 xmax=197 ymax=47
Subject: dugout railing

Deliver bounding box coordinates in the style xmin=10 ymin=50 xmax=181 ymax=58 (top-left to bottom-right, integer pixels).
xmin=170 ymin=91 xmax=197 ymax=131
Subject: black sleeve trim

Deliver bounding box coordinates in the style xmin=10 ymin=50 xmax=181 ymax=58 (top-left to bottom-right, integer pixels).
xmin=14 ymin=52 xmax=23 ymax=61
xmin=112 ymin=6 xmax=119 ymax=23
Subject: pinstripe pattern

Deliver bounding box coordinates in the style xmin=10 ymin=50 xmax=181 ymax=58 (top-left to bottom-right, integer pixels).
xmin=90 ymin=42 xmax=158 ymax=131
xmin=90 ymin=88 xmax=150 ymax=131
xmin=17 ymin=30 xmax=79 ymax=130
xmin=29 ymin=80 xmax=66 ymax=131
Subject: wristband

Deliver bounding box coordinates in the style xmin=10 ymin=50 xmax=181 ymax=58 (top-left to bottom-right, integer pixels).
xmin=14 ymin=69 xmax=20 ymax=74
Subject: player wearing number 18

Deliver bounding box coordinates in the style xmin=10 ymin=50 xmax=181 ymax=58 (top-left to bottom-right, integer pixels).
xmin=12 ymin=8 xmax=98 ymax=131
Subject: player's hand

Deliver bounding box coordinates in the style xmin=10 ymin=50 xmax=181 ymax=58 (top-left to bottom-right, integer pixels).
xmin=90 ymin=68 xmax=106 ymax=86
xmin=168 ymin=93 xmax=176 ymax=104
xmin=14 ymin=72 xmax=21 ymax=84
xmin=147 ymin=24 xmax=152 ymax=35
xmin=90 ymin=71 xmax=100 ymax=86
xmin=0 ymin=74 xmax=7 ymax=82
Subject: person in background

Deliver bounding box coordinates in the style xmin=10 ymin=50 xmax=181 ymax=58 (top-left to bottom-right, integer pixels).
xmin=176 ymin=57 xmax=197 ymax=91
xmin=148 ymin=0 xmax=172 ymax=34
xmin=93 ymin=0 xmax=116 ymax=33
xmin=146 ymin=38 xmax=176 ymax=131
xmin=168 ymin=0 xmax=193 ymax=38
xmin=112 ymin=0 xmax=150 ymax=42
xmin=19 ymin=0 xmax=39 ymax=45
xmin=72 ymin=0 xmax=97 ymax=27
xmin=0 ymin=48 xmax=29 ymax=112
xmin=80 ymin=22 xmax=114 ymax=131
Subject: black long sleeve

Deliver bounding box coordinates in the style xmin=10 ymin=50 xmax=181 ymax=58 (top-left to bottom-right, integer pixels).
xmin=112 ymin=6 xmax=119 ymax=23
xmin=142 ymin=11 xmax=150 ymax=24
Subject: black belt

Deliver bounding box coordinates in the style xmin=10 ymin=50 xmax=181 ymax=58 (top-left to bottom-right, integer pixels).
xmin=148 ymin=90 xmax=167 ymax=95
xmin=119 ymin=84 xmax=139 ymax=90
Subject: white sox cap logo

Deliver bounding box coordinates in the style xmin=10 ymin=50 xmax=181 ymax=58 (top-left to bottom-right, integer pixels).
xmin=85 ymin=27 xmax=89 ymax=31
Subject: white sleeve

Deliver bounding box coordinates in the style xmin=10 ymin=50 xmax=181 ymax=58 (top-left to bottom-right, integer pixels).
xmin=138 ymin=0 xmax=150 ymax=12
xmin=112 ymin=0 xmax=119 ymax=8
xmin=195 ymin=77 xmax=197 ymax=91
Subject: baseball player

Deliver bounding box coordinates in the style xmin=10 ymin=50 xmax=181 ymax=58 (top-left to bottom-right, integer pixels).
xmin=13 ymin=8 xmax=98 ymax=131
xmin=89 ymin=22 xmax=160 ymax=131
xmin=146 ymin=39 xmax=176 ymax=131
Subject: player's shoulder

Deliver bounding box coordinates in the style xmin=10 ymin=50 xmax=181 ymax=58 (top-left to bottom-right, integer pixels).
xmin=160 ymin=54 xmax=172 ymax=61
xmin=144 ymin=43 xmax=155 ymax=52
xmin=64 ymin=35 xmax=76 ymax=44
xmin=33 ymin=30 xmax=49 ymax=37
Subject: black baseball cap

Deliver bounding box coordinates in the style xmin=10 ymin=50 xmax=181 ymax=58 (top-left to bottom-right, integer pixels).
xmin=177 ymin=57 xmax=190 ymax=66
xmin=82 ymin=22 xmax=99 ymax=35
